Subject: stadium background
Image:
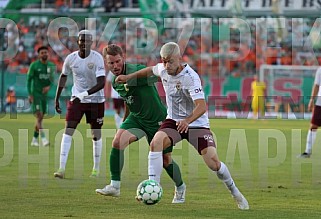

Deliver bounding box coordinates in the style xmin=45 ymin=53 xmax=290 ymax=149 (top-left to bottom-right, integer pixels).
xmin=0 ymin=0 xmax=320 ymax=117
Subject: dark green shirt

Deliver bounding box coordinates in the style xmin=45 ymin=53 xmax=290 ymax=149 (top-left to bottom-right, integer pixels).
xmin=27 ymin=60 xmax=56 ymax=96
xmin=112 ymin=63 xmax=166 ymax=124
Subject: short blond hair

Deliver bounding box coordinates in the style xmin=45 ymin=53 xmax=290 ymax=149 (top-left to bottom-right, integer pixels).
xmin=160 ymin=42 xmax=181 ymax=58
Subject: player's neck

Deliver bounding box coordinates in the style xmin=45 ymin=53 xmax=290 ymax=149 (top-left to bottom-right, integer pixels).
xmin=78 ymin=50 xmax=91 ymax=59
xmin=175 ymin=64 xmax=184 ymax=75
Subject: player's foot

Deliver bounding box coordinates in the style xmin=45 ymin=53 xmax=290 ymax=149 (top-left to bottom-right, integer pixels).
xmin=31 ymin=137 xmax=39 ymax=147
xmin=90 ymin=169 xmax=99 ymax=178
xmin=233 ymin=192 xmax=249 ymax=210
xmin=172 ymin=184 xmax=186 ymax=203
xmin=54 ymin=168 xmax=65 ymax=179
xmin=297 ymin=152 xmax=311 ymax=158
xmin=95 ymin=185 xmax=120 ymax=197
xmin=41 ymin=138 xmax=50 ymax=147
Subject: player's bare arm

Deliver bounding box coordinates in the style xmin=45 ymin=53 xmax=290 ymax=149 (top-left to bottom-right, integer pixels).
xmin=55 ymin=74 xmax=68 ymax=114
xmin=176 ymin=98 xmax=207 ymax=133
xmin=115 ymin=66 xmax=154 ymax=83
xmin=308 ymin=84 xmax=319 ymax=111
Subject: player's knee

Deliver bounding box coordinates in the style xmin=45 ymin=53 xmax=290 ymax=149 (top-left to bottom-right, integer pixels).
xmin=112 ymin=137 xmax=121 ymax=149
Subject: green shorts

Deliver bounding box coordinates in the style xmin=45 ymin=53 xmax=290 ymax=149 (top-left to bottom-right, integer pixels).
xmin=32 ymin=96 xmax=48 ymax=114
xmin=120 ymin=114 xmax=173 ymax=154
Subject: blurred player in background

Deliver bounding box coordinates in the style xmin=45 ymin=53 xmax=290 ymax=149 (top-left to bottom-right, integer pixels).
xmin=96 ymin=44 xmax=186 ymax=203
xmin=54 ymin=30 xmax=105 ymax=178
xmin=250 ymin=75 xmax=266 ymax=119
xmin=106 ymin=71 xmax=125 ymax=129
xmin=27 ymin=46 xmax=55 ymax=147
xmin=116 ymin=42 xmax=249 ymax=210
xmin=298 ymin=67 xmax=321 ymax=158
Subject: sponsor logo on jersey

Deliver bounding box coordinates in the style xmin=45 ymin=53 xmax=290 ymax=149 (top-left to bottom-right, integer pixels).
xmin=125 ymin=95 xmax=134 ymax=105
xmin=98 ymin=66 xmax=104 ymax=71
xmin=88 ymin=63 xmax=94 ymax=69
xmin=175 ymin=81 xmax=182 ymax=91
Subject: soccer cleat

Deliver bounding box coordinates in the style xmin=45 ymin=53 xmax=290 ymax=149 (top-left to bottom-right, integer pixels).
xmin=54 ymin=169 xmax=65 ymax=179
xmin=42 ymin=138 xmax=50 ymax=147
xmin=297 ymin=152 xmax=311 ymax=158
xmin=31 ymin=137 xmax=39 ymax=147
xmin=95 ymin=185 xmax=120 ymax=197
xmin=172 ymin=184 xmax=186 ymax=204
xmin=90 ymin=169 xmax=99 ymax=178
xmin=233 ymin=193 xmax=249 ymax=210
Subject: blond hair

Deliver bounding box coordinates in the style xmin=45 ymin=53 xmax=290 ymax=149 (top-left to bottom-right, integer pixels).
xmin=160 ymin=42 xmax=181 ymax=58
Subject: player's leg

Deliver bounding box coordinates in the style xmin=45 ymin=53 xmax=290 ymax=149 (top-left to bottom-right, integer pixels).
xmin=251 ymin=98 xmax=258 ymax=119
xmin=30 ymin=98 xmax=41 ymax=146
xmin=86 ymin=103 xmax=104 ymax=177
xmin=189 ymin=129 xmax=249 ymax=210
xmin=54 ymin=101 xmax=83 ymax=179
xmin=96 ymin=114 xmax=140 ymax=196
xmin=144 ymin=120 xmax=185 ymax=191
xmin=299 ymin=105 xmax=321 ymax=158
xmin=39 ymin=98 xmax=49 ymax=146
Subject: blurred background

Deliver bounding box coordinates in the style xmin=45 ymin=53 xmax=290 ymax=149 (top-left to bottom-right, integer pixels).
xmin=0 ymin=0 xmax=320 ymax=118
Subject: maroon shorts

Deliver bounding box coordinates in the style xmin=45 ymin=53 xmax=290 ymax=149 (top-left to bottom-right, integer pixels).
xmin=113 ymin=98 xmax=125 ymax=110
xmin=159 ymin=119 xmax=216 ymax=155
xmin=66 ymin=101 xmax=104 ymax=128
xmin=311 ymin=105 xmax=321 ymax=126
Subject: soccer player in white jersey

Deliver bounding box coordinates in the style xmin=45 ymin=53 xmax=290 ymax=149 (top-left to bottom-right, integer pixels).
xmin=298 ymin=67 xmax=321 ymax=158
xmin=54 ymin=30 xmax=106 ymax=178
xmin=116 ymin=42 xmax=249 ymax=210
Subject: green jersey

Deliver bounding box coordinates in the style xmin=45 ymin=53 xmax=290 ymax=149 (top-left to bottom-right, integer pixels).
xmin=112 ymin=63 xmax=166 ymax=124
xmin=27 ymin=60 xmax=56 ymax=96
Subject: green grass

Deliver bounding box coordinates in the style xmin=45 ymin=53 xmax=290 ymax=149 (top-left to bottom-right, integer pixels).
xmin=0 ymin=114 xmax=321 ymax=218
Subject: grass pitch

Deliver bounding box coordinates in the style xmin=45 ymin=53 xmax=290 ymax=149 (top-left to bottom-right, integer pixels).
xmin=0 ymin=114 xmax=320 ymax=218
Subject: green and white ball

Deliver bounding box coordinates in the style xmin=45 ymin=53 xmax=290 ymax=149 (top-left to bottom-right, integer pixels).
xmin=136 ymin=179 xmax=163 ymax=205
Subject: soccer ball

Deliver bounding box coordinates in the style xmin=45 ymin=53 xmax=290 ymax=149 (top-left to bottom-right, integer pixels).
xmin=136 ymin=179 xmax=163 ymax=205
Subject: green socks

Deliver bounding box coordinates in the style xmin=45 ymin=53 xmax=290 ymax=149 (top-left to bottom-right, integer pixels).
xmin=109 ymin=148 xmax=124 ymax=181
xmin=164 ymin=159 xmax=184 ymax=187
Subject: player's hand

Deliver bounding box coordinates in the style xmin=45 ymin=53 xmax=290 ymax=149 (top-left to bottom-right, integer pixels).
xmin=28 ymin=95 xmax=33 ymax=103
xmin=42 ymin=86 xmax=50 ymax=94
xmin=55 ymin=100 xmax=62 ymax=114
xmin=308 ymin=99 xmax=314 ymax=112
xmin=176 ymin=120 xmax=189 ymax=133
xmin=115 ymin=75 xmax=128 ymax=84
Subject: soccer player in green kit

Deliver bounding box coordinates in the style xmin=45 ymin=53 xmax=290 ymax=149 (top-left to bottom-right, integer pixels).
xmin=27 ymin=46 xmax=56 ymax=147
xmin=95 ymin=44 xmax=186 ymax=203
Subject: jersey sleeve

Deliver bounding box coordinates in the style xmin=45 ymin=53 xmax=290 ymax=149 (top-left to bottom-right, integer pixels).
xmin=187 ymin=74 xmax=205 ymax=101
xmin=95 ymin=54 xmax=106 ymax=77
xmin=27 ymin=62 xmax=35 ymax=94
xmin=314 ymin=68 xmax=321 ymax=86
xmin=62 ymin=55 xmax=71 ymax=76
xmin=152 ymin=63 xmax=163 ymax=77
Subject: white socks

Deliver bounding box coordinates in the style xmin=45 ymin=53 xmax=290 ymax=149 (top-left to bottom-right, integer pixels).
xmin=305 ymin=129 xmax=316 ymax=154
xmin=59 ymin=134 xmax=72 ymax=170
xmin=148 ymin=151 xmax=163 ymax=183
xmin=216 ymin=162 xmax=239 ymax=196
xmin=111 ymin=180 xmax=121 ymax=189
xmin=114 ymin=113 xmax=123 ymax=129
xmin=93 ymin=139 xmax=102 ymax=171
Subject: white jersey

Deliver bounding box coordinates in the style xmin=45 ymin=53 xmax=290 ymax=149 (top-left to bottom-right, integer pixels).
xmin=62 ymin=50 xmax=106 ymax=103
xmin=106 ymin=71 xmax=122 ymax=99
xmin=152 ymin=63 xmax=210 ymax=128
xmin=314 ymin=67 xmax=321 ymax=106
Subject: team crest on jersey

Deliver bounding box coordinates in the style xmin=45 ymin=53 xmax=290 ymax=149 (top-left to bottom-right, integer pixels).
xmin=87 ymin=63 xmax=94 ymax=69
xmin=175 ymin=81 xmax=182 ymax=91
